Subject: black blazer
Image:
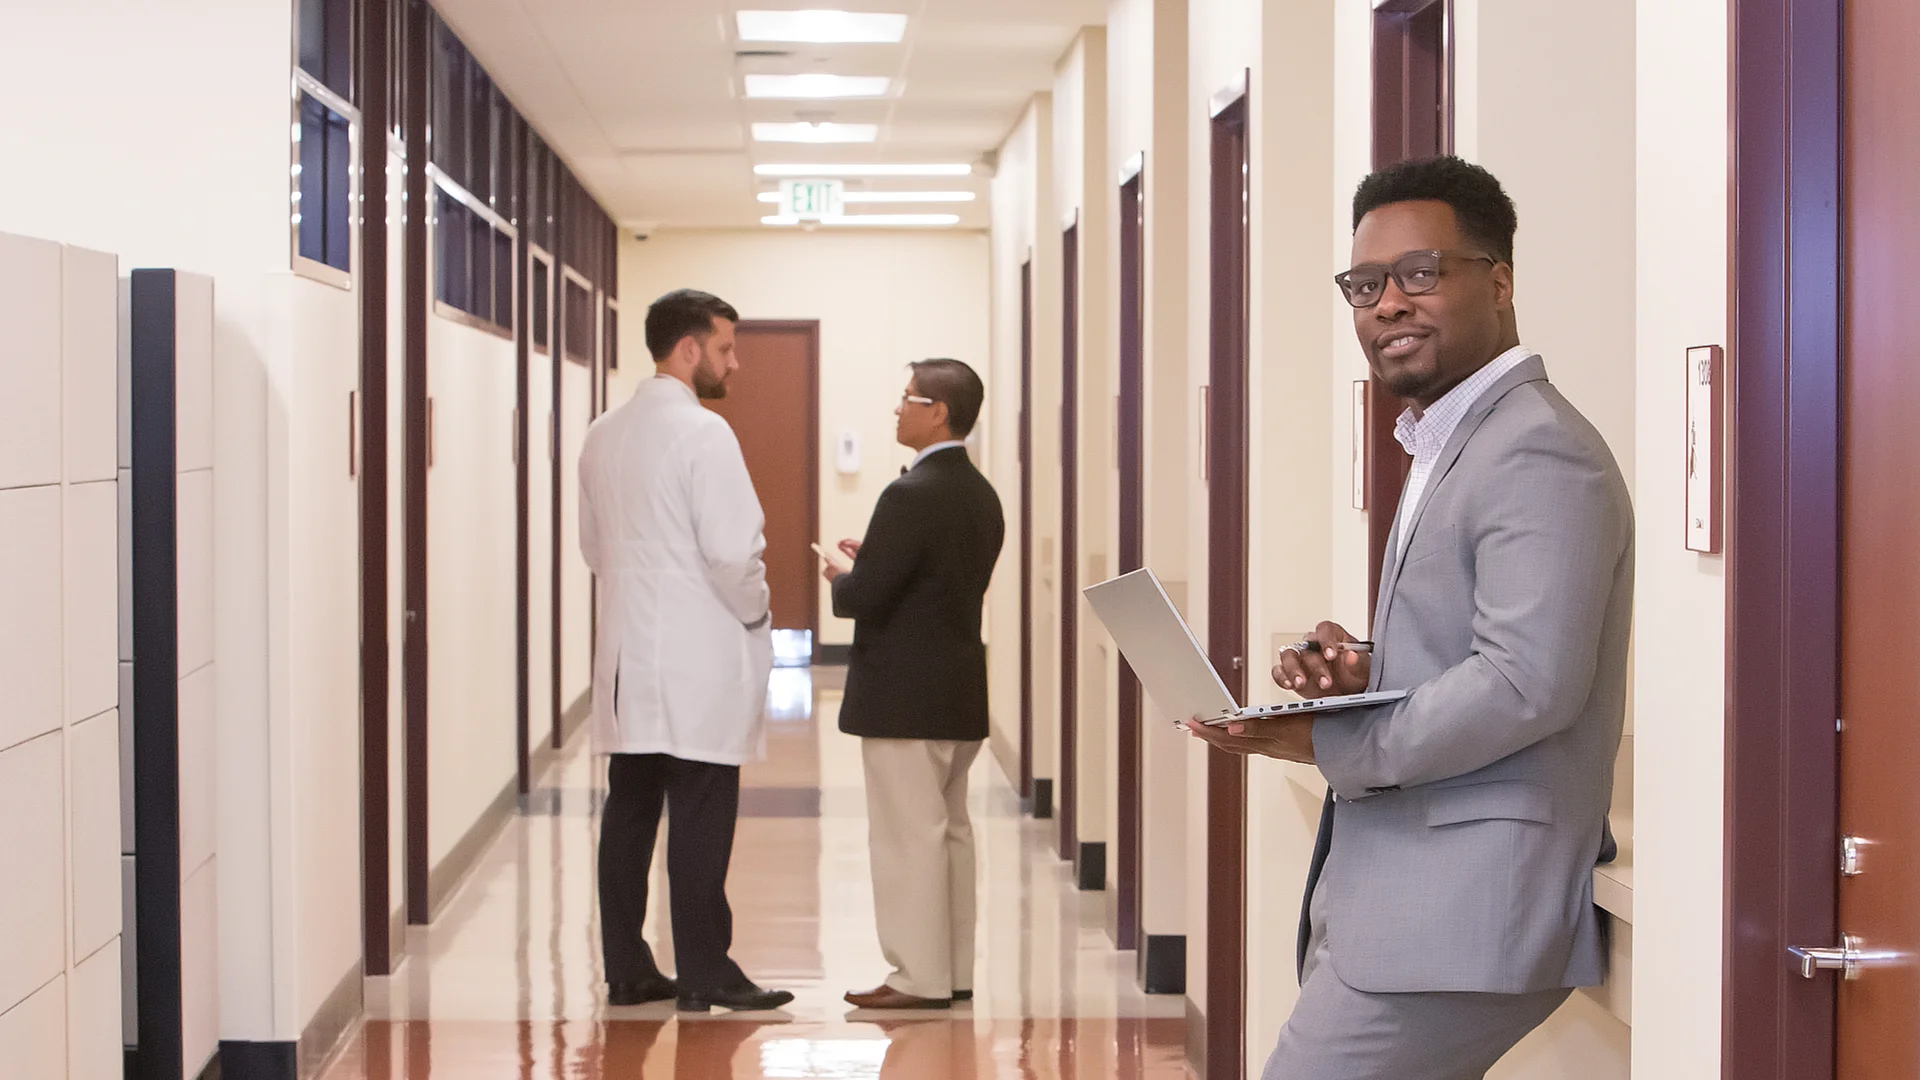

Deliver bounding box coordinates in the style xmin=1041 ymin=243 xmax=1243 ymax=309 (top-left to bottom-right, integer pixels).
xmin=832 ymin=446 xmax=1005 ymax=740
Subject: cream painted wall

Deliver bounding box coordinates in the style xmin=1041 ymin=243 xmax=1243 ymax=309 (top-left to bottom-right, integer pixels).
xmin=1629 ymin=0 xmax=1728 ymax=1072
xmin=1107 ymin=0 xmax=1193 ymax=943
xmin=612 ymin=229 xmax=993 ymax=655
xmin=1056 ymin=27 xmax=1116 ymax=866
xmin=0 ymin=0 xmax=323 ymax=1047
xmin=426 ymin=316 xmax=521 ymax=869
xmin=987 ymin=101 xmax=1059 ymax=790
xmin=560 ymin=358 xmax=594 ymax=713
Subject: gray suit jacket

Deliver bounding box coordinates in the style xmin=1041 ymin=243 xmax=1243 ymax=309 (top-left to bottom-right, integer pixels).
xmin=1306 ymin=355 xmax=1633 ymax=995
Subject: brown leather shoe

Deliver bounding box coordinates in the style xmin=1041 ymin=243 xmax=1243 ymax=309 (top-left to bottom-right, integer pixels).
xmin=843 ymin=983 xmax=952 ymax=1010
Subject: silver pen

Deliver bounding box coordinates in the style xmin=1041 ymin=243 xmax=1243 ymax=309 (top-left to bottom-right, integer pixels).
xmin=1285 ymin=639 xmax=1373 ymax=656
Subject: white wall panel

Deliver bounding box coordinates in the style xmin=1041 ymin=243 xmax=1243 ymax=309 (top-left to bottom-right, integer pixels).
xmin=178 ymin=664 xmax=217 ymax=878
xmin=0 ymin=733 xmax=67 ymax=1013
xmin=65 ymin=480 xmax=119 ymax=725
xmin=0 ymin=233 xmax=64 ymax=491
xmin=62 ymin=247 xmax=120 ymax=485
xmin=179 ymin=860 xmax=219 ymax=1077
xmin=173 ymin=275 xmax=215 ymax=476
xmin=176 ymin=468 xmax=215 ymax=677
xmin=67 ymin=941 xmax=122 ymax=1080
xmin=0 ymin=973 xmax=67 ymax=1078
xmin=558 ymin=360 xmax=593 ymax=709
xmin=0 ymin=486 xmax=64 ymax=751
xmin=68 ymin=710 xmax=122 ymax=963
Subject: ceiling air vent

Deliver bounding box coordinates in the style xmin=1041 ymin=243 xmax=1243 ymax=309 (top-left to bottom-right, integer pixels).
xmin=734 ymin=49 xmax=793 ymax=59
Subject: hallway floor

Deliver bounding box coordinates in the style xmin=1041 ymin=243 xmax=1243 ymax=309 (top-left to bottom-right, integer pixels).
xmin=319 ymin=667 xmax=1189 ymax=1079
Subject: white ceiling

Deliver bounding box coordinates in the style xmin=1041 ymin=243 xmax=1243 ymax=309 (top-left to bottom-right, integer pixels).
xmin=434 ymin=0 xmax=1108 ymax=232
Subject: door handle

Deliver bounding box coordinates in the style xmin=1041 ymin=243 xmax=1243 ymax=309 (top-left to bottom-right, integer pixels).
xmin=1231 ymin=656 xmax=1244 ymax=671
xmin=1788 ymin=935 xmax=1862 ymax=979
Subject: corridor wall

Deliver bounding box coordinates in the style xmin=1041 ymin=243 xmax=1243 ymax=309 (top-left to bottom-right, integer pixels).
xmin=0 ymin=233 xmax=127 ymax=1080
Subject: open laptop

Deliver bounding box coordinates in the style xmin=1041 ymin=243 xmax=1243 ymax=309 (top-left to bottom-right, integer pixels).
xmin=1083 ymin=568 xmax=1407 ymax=728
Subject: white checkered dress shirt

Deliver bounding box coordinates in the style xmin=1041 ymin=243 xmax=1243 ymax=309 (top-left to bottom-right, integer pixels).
xmin=1392 ymin=345 xmax=1536 ymax=558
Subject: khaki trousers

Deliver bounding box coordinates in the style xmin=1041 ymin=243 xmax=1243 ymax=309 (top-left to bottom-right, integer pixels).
xmin=860 ymin=737 xmax=982 ymax=999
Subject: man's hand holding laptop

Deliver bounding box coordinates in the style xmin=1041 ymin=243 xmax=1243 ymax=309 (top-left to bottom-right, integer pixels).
xmin=1184 ymin=621 xmax=1371 ymax=763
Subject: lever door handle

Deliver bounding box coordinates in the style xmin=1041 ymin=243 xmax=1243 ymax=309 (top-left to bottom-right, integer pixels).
xmin=1788 ymin=935 xmax=1862 ymax=980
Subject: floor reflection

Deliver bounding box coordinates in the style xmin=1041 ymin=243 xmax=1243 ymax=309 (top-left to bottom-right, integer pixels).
xmin=323 ymin=666 xmax=1189 ymax=1079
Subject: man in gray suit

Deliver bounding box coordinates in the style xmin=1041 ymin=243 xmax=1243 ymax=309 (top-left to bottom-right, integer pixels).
xmin=1189 ymin=156 xmax=1633 ymax=1079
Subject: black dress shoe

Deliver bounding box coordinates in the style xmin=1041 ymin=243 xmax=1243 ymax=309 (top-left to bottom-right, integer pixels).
xmin=677 ymin=983 xmax=796 ymax=1012
xmin=608 ymin=976 xmax=677 ymax=1006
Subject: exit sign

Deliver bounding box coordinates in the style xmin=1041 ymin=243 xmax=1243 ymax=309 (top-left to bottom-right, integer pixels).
xmin=779 ymin=179 xmax=844 ymax=219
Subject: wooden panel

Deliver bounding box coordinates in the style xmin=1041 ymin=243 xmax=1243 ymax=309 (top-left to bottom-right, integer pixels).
xmin=1117 ymin=172 xmax=1146 ymax=953
xmin=1060 ymin=223 xmax=1080 ymax=862
xmin=1019 ymin=260 xmax=1035 ymax=800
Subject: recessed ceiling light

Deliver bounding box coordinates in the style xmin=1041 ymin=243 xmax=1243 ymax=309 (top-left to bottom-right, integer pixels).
xmin=762 ymin=213 xmax=961 ymax=227
xmin=744 ymin=74 xmax=893 ymax=100
xmin=752 ymin=122 xmax=878 ymax=144
xmin=754 ymin=163 xmax=974 ymax=178
xmin=736 ymin=10 xmax=908 ymax=44
xmin=757 ymin=190 xmax=976 ymax=203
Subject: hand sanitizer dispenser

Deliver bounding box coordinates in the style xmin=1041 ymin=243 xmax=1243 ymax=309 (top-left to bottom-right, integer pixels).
xmin=836 ymin=430 xmax=861 ymax=476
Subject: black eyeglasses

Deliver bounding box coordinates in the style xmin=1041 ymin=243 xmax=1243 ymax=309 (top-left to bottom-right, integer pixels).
xmin=1334 ymin=249 xmax=1499 ymax=309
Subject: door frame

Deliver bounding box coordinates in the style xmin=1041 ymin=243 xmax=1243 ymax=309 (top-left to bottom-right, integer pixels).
xmin=1722 ymin=0 xmax=1842 ymax=1075
xmin=1204 ymin=78 xmax=1251 ymax=1080
xmin=1366 ymin=0 xmax=1454 ymax=612
xmin=400 ymin=0 xmax=432 ymax=927
xmin=1019 ymin=259 xmax=1037 ymax=804
xmin=732 ymin=319 xmax=822 ymax=657
xmin=1116 ymin=160 xmax=1147 ymax=953
xmin=1060 ymin=219 xmax=1082 ymax=863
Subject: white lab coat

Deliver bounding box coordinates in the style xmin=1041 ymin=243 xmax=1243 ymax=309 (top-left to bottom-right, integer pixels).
xmin=579 ymin=376 xmax=773 ymax=765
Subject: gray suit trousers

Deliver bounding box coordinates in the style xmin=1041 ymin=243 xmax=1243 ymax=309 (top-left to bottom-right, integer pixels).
xmin=1262 ymin=886 xmax=1572 ymax=1080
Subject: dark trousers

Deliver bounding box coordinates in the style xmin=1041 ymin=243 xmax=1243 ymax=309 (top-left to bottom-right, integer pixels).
xmin=598 ymin=752 xmax=747 ymax=992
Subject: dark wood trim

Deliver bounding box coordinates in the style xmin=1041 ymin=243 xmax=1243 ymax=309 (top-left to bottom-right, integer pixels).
xmin=1116 ymin=169 xmax=1146 ymax=953
xmin=513 ymin=111 xmax=532 ymax=798
xmin=735 ymin=320 xmax=823 ymax=653
xmin=401 ymin=0 xmax=432 ymax=926
xmin=1722 ymin=0 xmax=1842 ymax=1075
xmin=549 ymin=148 xmax=567 ymax=754
xmin=356 ymin=0 xmax=394 ymax=978
xmin=129 ymin=269 xmax=185 ymax=1080
xmin=1060 ymin=221 xmax=1081 ymax=863
xmin=1205 ymin=90 xmax=1251 ymax=1080
xmin=1365 ymin=0 xmax=1453 ymax=615
xmin=1018 ymin=258 xmax=1036 ymax=802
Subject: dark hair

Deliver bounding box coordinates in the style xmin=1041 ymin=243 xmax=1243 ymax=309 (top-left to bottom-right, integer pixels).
xmin=645 ymin=289 xmax=739 ymax=360
xmin=1352 ymin=156 xmax=1518 ymax=265
xmin=909 ymin=358 xmax=985 ymax=438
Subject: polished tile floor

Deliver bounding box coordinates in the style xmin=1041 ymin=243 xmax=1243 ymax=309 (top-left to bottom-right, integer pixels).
xmin=320 ymin=668 xmax=1188 ymax=1079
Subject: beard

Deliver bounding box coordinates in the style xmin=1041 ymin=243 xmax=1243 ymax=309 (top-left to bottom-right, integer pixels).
xmin=692 ymin=350 xmax=728 ymax=400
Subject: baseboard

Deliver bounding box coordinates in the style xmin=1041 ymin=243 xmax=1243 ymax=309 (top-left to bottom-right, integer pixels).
xmin=1031 ymin=778 xmax=1054 ymax=819
xmin=1186 ymin=997 xmax=1206 ymax=1075
xmin=217 ymin=1039 xmax=293 ymax=1080
xmin=425 ymin=775 xmax=519 ymax=921
xmin=296 ymin=958 xmax=364 ymax=1078
xmin=1142 ymin=934 xmax=1187 ymax=995
xmin=1076 ymin=841 xmax=1106 ymax=891
xmin=816 ymin=643 xmax=851 ymax=665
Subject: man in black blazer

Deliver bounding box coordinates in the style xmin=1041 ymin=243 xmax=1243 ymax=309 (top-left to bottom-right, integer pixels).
xmin=823 ymin=358 xmax=1005 ymax=1011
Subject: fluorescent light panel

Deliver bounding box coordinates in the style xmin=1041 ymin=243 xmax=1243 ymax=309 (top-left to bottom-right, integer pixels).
xmin=752 ymin=122 xmax=878 ymax=144
xmin=757 ymin=190 xmax=976 ymax=204
xmin=736 ymin=10 xmax=908 ymax=44
xmin=762 ymin=213 xmax=960 ymax=227
xmin=744 ymin=74 xmax=892 ymax=99
xmin=753 ymin=163 xmax=973 ymax=177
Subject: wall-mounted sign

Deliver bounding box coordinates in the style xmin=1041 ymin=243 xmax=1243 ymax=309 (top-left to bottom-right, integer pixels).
xmin=779 ymin=179 xmax=844 ymax=219
xmin=1685 ymin=344 xmax=1724 ymax=553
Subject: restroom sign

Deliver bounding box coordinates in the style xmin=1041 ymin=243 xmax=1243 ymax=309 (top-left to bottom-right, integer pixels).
xmin=780 ymin=179 xmax=844 ymax=219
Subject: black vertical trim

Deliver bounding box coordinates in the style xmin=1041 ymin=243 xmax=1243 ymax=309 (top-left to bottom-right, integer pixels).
xmin=1059 ymin=223 xmax=1080 ymax=863
xmin=513 ymin=112 xmax=532 ymax=798
xmin=130 ymin=269 xmax=184 ymax=1080
xmin=1141 ymin=934 xmax=1187 ymax=995
xmin=1018 ymin=259 xmax=1035 ymax=803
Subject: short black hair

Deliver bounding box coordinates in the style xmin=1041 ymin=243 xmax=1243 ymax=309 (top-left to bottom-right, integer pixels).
xmin=1352 ymin=156 xmax=1518 ymax=265
xmin=909 ymin=358 xmax=985 ymax=438
xmin=645 ymin=289 xmax=739 ymax=360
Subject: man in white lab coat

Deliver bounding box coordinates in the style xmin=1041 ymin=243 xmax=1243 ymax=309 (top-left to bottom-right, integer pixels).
xmin=579 ymin=288 xmax=791 ymax=1013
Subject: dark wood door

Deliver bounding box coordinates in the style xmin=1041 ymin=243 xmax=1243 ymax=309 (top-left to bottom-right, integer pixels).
xmin=1117 ymin=171 xmax=1146 ymax=954
xmin=1060 ymin=223 xmax=1081 ymax=862
xmin=1837 ymin=1 xmax=1920 ymax=1070
xmin=1019 ymin=260 xmax=1036 ymax=802
xmin=706 ymin=321 xmax=820 ymax=640
xmin=1366 ymin=0 xmax=1452 ymax=613
xmin=1205 ymin=90 xmax=1251 ymax=1080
